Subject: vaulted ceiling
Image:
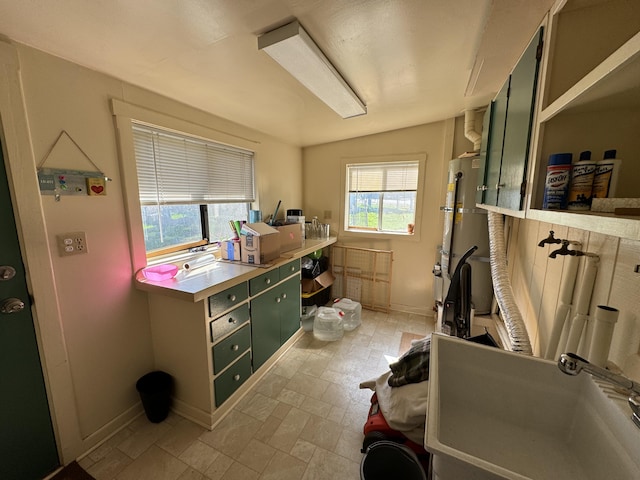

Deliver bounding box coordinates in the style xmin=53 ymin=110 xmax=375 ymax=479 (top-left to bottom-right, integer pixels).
xmin=0 ymin=0 xmax=554 ymax=146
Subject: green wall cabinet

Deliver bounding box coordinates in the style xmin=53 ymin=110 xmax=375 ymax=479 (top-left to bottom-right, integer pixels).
xmin=477 ymin=28 xmax=543 ymax=210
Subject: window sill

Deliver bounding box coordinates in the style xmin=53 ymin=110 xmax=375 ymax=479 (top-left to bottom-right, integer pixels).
xmin=340 ymin=229 xmax=420 ymax=241
xmin=146 ymin=244 xmax=221 ymax=268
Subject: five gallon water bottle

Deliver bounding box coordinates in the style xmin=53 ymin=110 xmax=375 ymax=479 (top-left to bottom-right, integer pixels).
xmin=313 ymin=307 xmax=344 ymax=341
xmin=332 ymin=298 xmax=362 ymax=331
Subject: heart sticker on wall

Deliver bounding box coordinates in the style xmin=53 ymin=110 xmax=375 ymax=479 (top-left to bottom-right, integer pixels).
xmin=86 ymin=177 xmax=107 ymax=196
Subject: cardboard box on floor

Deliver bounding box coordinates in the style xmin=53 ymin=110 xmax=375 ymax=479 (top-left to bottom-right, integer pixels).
xmin=275 ymin=223 xmax=303 ymax=252
xmin=240 ymin=222 xmax=281 ymax=265
xmin=301 ymin=270 xmax=335 ymax=294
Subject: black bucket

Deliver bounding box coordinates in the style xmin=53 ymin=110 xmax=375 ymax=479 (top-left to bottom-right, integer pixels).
xmin=135 ymin=371 xmax=173 ymax=423
xmin=361 ymin=441 xmax=427 ymax=480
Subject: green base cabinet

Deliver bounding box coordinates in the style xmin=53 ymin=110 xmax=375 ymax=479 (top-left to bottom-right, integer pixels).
xmin=214 ymin=352 xmax=252 ymax=406
xmin=251 ymin=264 xmax=301 ymax=371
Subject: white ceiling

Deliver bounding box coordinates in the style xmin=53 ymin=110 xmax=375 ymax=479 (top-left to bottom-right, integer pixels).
xmin=0 ymin=0 xmax=554 ymax=147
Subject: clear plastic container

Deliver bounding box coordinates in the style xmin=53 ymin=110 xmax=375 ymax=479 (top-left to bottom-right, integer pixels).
xmin=313 ymin=306 xmax=344 ymax=341
xmin=333 ymin=298 xmax=362 ymax=331
xmin=301 ymin=305 xmax=317 ymax=332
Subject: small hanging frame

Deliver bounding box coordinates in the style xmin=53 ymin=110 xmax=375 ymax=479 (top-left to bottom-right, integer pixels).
xmin=36 ymin=130 xmax=111 ymax=201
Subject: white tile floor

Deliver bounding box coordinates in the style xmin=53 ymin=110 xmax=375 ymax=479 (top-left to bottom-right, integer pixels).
xmin=80 ymin=309 xmax=433 ymax=480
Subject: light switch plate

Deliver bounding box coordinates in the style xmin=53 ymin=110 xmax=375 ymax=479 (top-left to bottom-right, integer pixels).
xmin=57 ymin=232 xmax=88 ymax=256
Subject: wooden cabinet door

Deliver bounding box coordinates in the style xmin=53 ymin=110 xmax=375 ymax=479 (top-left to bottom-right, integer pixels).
xmin=484 ymin=79 xmax=509 ymax=206
xmin=279 ymin=276 xmax=301 ymax=344
xmin=476 ymin=105 xmax=494 ymax=204
xmin=250 ymin=291 xmax=281 ymax=370
xmin=498 ymin=27 xmax=543 ymax=210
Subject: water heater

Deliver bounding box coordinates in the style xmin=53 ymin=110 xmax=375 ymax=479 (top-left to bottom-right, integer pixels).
xmin=434 ymin=156 xmax=493 ymax=328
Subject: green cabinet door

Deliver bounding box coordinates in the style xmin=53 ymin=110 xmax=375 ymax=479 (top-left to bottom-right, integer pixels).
xmin=498 ymin=27 xmax=544 ymax=210
xmin=475 ymin=104 xmax=494 ymax=205
xmin=484 ymin=79 xmax=509 ymax=207
xmin=250 ymin=274 xmax=301 ymax=371
xmin=279 ymin=276 xmax=301 ymax=344
xmin=251 ymin=290 xmax=281 ymax=370
xmin=214 ymin=352 xmax=251 ymax=406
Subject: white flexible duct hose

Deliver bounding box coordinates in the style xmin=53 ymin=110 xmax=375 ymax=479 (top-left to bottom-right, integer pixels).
xmin=487 ymin=212 xmax=533 ymax=355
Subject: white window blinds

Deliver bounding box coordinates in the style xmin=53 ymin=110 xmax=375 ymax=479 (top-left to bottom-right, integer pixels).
xmin=347 ymin=161 xmax=419 ymax=192
xmin=132 ymin=123 xmax=255 ymax=206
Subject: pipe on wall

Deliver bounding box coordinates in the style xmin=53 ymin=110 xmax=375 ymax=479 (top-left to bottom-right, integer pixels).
xmin=544 ymin=254 xmax=580 ymax=360
xmin=564 ymin=255 xmax=599 ymax=353
xmin=487 ymin=211 xmax=533 ymax=355
xmin=464 ymin=109 xmax=482 ymax=151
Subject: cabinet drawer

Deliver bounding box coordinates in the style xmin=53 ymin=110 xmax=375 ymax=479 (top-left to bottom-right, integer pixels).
xmin=212 ymin=324 xmax=251 ymax=374
xmin=214 ymin=352 xmax=251 ymax=406
xmin=249 ymin=269 xmax=280 ymax=296
xmin=208 ymin=283 xmax=248 ymax=318
xmin=279 ymin=259 xmax=300 ymax=279
xmin=210 ymin=303 xmax=249 ymax=342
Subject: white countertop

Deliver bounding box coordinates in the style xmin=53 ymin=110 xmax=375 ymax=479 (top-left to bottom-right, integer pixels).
xmin=135 ymin=237 xmax=337 ymax=303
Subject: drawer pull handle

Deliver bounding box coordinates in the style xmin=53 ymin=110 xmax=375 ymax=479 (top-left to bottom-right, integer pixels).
xmin=229 ymin=317 xmax=238 ymax=324
xmin=233 ymin=374 xmax=241 ymax=381
xmin=276 ymin=297 xmax=281 ymax=303
xmin=290 ymin=266 xmax=295 ymax=272
xmin=229 ymin=294 xmax=236 ymax=302
xmin=265 ymin=278 xmax=271 ymax=285
xmin=282 ymin=293 xmax=287 ymax=300
xmin=231 ymin=344 xmax=239 ymax=351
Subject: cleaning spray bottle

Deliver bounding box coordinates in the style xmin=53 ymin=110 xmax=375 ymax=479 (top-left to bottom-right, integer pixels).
xmin=543 ymin=153 xmax=572 ymax=210
xmin=567 ymin=150 xmax=596 ymax=211
xmin=592 ymin=149 xmax=622 ymax=199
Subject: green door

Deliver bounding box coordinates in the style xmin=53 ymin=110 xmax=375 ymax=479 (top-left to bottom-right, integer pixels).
xmin=0 ymin=140 xmax=59 ymax=478
xmin=250 ymin=290 xmax=281 ymax=370
xmin=475 ymin=104 xmax=494 ymax=205
xmin=279 ymin=276 xmax=300 ymax=344
xmin=498 ymin=27 xmax=544 ymax=210
xmin=484 ymin=79 xmax=509 ymax=206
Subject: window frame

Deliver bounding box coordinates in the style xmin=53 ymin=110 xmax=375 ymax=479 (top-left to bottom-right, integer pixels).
xmin=339 ymin=153 xmax=426 ymax=240
xmin=131 ymin=122 xmax=254 ymax=257
xmin=112 ymin=99 xmax=260 ymax=269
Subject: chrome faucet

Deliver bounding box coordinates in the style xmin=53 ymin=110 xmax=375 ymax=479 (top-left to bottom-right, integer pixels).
xmin=558 ymin=352 xmax=640 ymax=428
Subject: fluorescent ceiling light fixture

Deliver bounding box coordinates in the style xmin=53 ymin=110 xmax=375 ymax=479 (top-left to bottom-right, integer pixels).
xmin=258 ymin=20 xmax=366 ymax=119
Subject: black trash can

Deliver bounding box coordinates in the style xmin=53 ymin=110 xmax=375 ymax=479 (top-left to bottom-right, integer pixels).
xmin=361 ymin=441 xmax=427 ymax=480
xmin=136 ymin=371 xmax=173 ymax=423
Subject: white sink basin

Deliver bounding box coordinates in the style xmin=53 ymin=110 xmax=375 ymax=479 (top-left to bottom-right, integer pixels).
xmin=425 ymin=333 xmax=640 ymax=480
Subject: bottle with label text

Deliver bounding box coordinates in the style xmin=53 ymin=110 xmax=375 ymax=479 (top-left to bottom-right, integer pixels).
xmin=567 ymin=151 xmax=596 ymax=211
xmin=592 ymin=149 xmax=622 ymax=199
xmin=543 ymin=153 xmax=572 ymax=210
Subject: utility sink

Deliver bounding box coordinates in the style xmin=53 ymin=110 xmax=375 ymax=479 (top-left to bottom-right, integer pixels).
xmin=425 ymin=333 xmax=640 ymax=480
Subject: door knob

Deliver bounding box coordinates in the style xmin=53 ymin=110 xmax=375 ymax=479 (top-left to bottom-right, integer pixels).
xmin=1 ymin=298 xmax=25 ymax=314
xmin=0 ymin=266 xmax=17 ymax=280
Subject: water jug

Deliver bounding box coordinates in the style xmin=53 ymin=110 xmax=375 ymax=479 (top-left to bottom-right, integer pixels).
xmin=313 ymin=306 xmax=344 ymax=341
xmin=333 ymin=298 xmax=362 ymax=331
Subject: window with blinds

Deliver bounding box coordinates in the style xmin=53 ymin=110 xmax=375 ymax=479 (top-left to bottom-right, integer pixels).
xmin=131 ymin=123 xmax=255 ymax=255
xmin=132 ymin=124 xmax=255 ymax=205
xmin=346 ymin=161 xmax=419 ymax=234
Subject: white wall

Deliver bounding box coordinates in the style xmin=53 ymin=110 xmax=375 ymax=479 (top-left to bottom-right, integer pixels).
xmin=2 ymin=41 xmax=302 ymax=461
xmin=506 ymin=217 xmax=640 ymax=381
xmin=301 ymin=116 xmax=478 ymax=315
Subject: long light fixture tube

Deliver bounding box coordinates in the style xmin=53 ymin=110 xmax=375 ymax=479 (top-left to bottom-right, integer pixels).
xmin=258 ymin=20 xmax=366 ymax=119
